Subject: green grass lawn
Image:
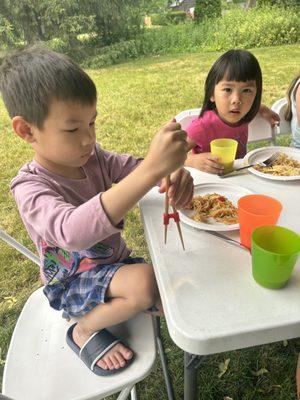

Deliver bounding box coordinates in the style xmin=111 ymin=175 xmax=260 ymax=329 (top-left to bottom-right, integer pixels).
xmin=0 ymin=44 xmax=300 ymax=399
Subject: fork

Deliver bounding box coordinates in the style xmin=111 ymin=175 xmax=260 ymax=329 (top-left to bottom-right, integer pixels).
xmin=220 ymin=152 xmax=280 ymax=178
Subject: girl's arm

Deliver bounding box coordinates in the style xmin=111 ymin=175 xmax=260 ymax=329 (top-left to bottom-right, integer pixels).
xmin=259 ymin=104 xmax=280 ymax=125
xmin=184 ymin=138 xmax=224 ymax=174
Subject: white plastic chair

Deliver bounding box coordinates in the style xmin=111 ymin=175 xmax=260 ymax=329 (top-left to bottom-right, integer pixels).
xmin=271 ymin=97 xmax=291 ymax=136
xmin=0 ymin=229 xmax=159 ymax=400
xmin=175 ymin=108 xmax=277 ymax=145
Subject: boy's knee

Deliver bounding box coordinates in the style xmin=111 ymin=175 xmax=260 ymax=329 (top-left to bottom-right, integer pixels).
xmin=130 ymin=264 xmax=157 ymax=310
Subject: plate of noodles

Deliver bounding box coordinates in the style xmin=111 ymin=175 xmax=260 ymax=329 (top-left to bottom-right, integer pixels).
xmin=244 ymin=146 xmax=300 ymax=181
xmin=179 ymin=183 xmax=253 ymax=231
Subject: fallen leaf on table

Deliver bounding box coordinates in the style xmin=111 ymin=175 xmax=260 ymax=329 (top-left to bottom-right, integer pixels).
xmin=218 ymin=358 xmax=230 ymax=378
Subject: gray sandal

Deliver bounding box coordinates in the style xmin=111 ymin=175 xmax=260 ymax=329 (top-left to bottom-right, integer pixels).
xmin=66 ymin=323 xmax=134 ymax=376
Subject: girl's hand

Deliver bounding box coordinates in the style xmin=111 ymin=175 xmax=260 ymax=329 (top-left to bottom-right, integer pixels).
xmin=259 ymin=104 xmax=280 ymax=126
xmin=158 ymin=168 xmax=194 ymax=209
xmin=144 ymin=120 xmax=188 ymax=180
xmin=185 ymin=152 xmax=224 ymax=174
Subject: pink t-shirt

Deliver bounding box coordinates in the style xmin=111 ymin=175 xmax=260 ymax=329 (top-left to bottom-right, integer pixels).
xmin=10 ymin=144 xmax=142 ymax=285
xmin=186 ymin=110 xmax=249 ymax=158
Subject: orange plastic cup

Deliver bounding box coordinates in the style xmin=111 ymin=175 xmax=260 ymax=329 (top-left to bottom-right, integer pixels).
xmin=237 ymin=194 xmax=282 ymax=250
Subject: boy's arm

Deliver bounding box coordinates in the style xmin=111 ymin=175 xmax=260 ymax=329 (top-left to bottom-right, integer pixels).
xmin=101 ymin=121 xmax=188 ymax=225
xmin=12 ymin=122 xmax=187 ymax=251
xmin=12 ymin=178 xmax=121 ymax=252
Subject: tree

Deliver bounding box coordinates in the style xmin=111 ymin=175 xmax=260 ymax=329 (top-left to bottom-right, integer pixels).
xmin=194 ymin=0 xmax=222 ymax=23
xmin=244 ymin=0 xmax=257 ymax=9
xmin=0 ymin=0 xmax=146 ymax=49
xmin=0 ymin=0 xmax=93 ymax=46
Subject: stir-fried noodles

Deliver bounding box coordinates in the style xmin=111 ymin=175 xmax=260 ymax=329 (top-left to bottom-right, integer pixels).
xmin=187 ymin=193 xmax=238 ymax=224
xmin=254 ymin=152 xmax=300 ymax=176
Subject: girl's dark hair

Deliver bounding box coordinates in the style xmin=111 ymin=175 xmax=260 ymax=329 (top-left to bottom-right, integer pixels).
xmin=285 ymin=74 xmax=300 ymax=121
xmin=0 ymin=46 xmax=97 ymax=129
xmin=200 ymin=49 xmax=262 ymax=124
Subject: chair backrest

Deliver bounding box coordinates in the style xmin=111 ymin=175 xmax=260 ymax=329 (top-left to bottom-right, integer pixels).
xmin=175 ymin=108 xmax=201 ymax=129
xmin=175 ymin=108 xmax=276 ymax=146
xmin=248 ymin=114 xmax=275 ymax=145
xmin=271 ymin=97 xmax=291 ymax=135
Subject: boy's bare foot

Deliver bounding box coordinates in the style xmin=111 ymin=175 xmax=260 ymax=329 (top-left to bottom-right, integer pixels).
xmin=72 ymin=324 xmax=133 ymax=370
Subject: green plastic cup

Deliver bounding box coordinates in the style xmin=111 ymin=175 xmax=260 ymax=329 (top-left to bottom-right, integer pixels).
xmin=210 ymin=138 xmax=238 ymax=173
xmin=251 ymin=225 xmax=300 ymax=289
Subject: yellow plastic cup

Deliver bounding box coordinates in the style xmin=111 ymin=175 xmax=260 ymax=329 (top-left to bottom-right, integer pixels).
xmin=210 ymin=138 xmax=238 ymax=173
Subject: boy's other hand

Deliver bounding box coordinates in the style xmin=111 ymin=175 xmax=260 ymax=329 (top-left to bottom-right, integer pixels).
xmin=158 ymin=168 xmax=194 ymax=209
xmin=145 ymin=120 xmax=188 ymax=180
xmin=185 ymin=152 xmax=224 ymax=174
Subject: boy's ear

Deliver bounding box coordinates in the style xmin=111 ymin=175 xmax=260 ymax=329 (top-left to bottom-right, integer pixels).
xmin=12 ymin=116 xmax=36 ymax=143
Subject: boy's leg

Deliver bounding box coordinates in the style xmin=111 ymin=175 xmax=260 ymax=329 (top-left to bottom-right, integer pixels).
xmin=72 ymin=263 xmax=159 ymax=371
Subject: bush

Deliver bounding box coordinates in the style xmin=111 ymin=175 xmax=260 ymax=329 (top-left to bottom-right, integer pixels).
xmin=150 ymin=11 xmax=187 ymax=26
xmin=83 ymin=5 xmax=299 ymax=69
xmin=258 ymin=0 xmax=299 ymax=6
xmin=202 ymin=5 xmax=300 ymax=51
xmin=82 ymin=40 xmax=140 ymax=68
xmin=47 ymin=38 xmax=70 ymax=54
xmin=195 ymin=0 xmax=222 ymax=22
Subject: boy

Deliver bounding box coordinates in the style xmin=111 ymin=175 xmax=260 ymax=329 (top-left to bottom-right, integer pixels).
xmin=0 ymin=47 xmax=193 ymax=375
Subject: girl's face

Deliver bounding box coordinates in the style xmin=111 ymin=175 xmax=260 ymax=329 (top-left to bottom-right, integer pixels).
xmin=210 ymin=79 xmax=257 ymax=125
xmin=29 ymin=100 xmax=97 ymax=178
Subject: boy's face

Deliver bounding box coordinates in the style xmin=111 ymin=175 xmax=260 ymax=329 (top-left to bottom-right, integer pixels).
xmin=211 ymin=80 xmax=257 ymax=125
xmin=30 ymin=100 xmax=97 ymax=177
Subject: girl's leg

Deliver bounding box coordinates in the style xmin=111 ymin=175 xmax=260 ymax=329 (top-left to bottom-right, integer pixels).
xmin=72 ymin=263 xmax=159 ymax=371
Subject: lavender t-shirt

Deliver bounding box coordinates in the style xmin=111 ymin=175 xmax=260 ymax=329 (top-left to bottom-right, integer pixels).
xmin=186 ymin=110 xmax=249 ymax=158
xmin=10 ymin=144 xmax=142 ymax=285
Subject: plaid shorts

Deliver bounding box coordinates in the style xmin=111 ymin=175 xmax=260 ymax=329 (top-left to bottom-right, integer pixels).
xmin=43 ymin=257 xmax=145 ymax=318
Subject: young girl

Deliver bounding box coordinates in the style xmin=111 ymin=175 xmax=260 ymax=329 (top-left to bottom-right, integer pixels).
xmin=185 ymin=49 xmax=280 ymax=174
xmin=285 ymin=74 xmax=300 ymax=148
xmin=0 ymin=47 xmax=193 ymax=376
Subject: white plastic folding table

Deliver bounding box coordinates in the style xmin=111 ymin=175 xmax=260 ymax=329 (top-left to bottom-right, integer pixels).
xmin=139 ymin=166 xmax=300 ymax=400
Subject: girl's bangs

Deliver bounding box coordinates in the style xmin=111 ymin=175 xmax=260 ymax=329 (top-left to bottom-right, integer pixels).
xmin=219 ymin=61 xmax=259 ymax=83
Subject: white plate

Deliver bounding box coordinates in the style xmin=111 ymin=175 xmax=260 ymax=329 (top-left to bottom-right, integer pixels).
xmin=179 ymin=183 xmax=253 ymax=231
xmin=244 ymin=146 xmax=300 ymax=181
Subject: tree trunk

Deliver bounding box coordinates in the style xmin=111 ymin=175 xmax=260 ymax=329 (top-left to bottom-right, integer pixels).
xmin=244 ymin=0 xmax=257 ymax=10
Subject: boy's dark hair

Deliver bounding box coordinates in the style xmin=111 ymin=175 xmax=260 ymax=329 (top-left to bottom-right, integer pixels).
xmin=0 ymin=46 xmax=97 ymax=129
xmin=200 ymin=49 xmax=262 ymax=124
xmin=285 ymin=74 xmax=300 ymax=121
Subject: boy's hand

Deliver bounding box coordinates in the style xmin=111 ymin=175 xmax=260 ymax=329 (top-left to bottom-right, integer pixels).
xmin=144 ymin=120 xmax=188 ymax=180
xmin=159 ymin=168 xmax=194 ymax=209
xmin=259 ymin=104 xmax=280 ymax=126
xmin=185 ymin=151 xmax=224 ymax=174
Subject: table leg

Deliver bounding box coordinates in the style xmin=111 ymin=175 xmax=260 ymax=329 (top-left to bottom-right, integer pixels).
xmin=184 ymin=353 xmax=207 ymax=400
xmin=154 ymin=317 xmax=175 ymax=400
xmin=184 ymin=352 xmax=197 ymax=400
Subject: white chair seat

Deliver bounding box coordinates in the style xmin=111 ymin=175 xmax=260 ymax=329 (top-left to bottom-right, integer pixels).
xmin=3 ymin=288 xmax=156 ymax=400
